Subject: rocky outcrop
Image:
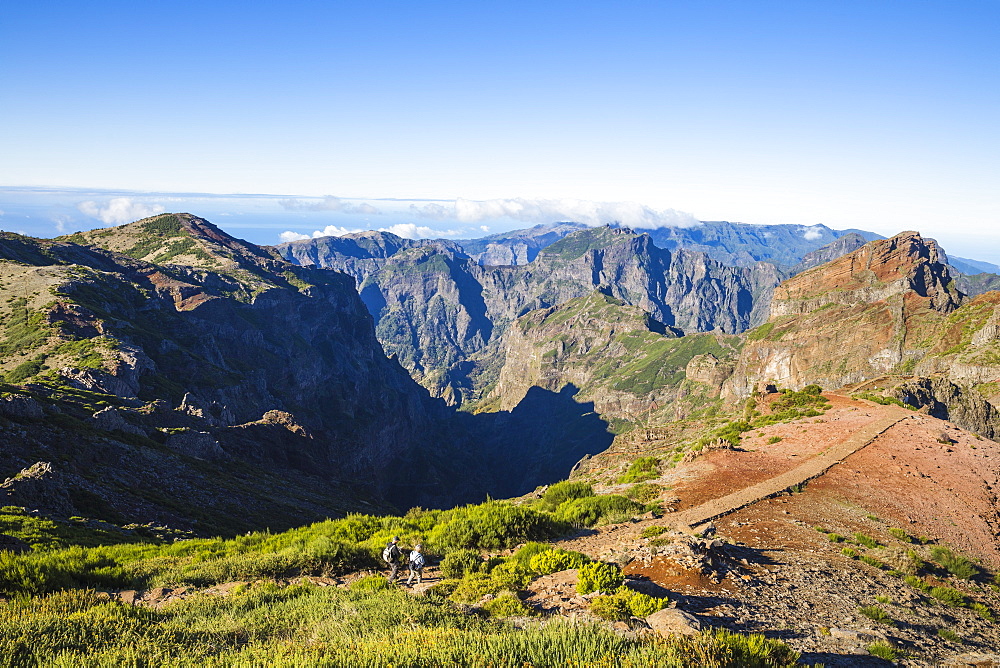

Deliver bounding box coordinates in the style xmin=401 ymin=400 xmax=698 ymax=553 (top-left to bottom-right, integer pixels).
xmin=770 ymin=231 xmax=961 ymax=318
xmin=727 ymin=232 xmax=966 ymax=398
xmin=892 ymin=377 xmax=1000 ymax=439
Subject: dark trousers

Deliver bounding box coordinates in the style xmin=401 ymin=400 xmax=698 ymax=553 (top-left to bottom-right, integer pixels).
xmin=387 ymin=561 xmax=400 ymax=582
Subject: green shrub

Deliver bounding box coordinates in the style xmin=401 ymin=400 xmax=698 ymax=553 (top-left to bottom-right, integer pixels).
xmin=888 ymin=527 xmax=913 ymax=543
xmin=860 ymin=555 xmax=885 ymax=570
xmin=904 ymin=575 xmax=931 ymax=592
xmin=541 ymin=481 xmax=594 ymax=510
xmin=528 ymin=548 xmax=588 ymax=575
xmin=842 ymin=547 xmax=859 ymax=558
xmin=427 ymin=501 xmax=565 ymax=552
xmin=867 ymin=641 xmax=898 ymax=661
xmin=618 ymin=457 xmax=660 ymax=484
xmin=929 ymin=545 xmax=979 ymax=580
xmin=929 ymin=586 xmax=967 ymax=607
xmin=971 ymin=602 xmax=995 ymax=621
xmin=766 ymin=436 xmax=782 ymax=444
xmin=588 ymin=586 xmax=670 ymax=621
xmin=509 ymin=542 xmax=552 ymax=567
xmin=827 ymin=533 xmax=844 ymax=543
xmin=854 ymin=533 xmax=880 ymax=549
xmin=937 ymin=628 xmax=962 ymax=643
xmin=640 ymin=526 xmax=668 ymax=539
xmin=577 ymin=561 xmax=623 ymax=594
xmin=489 ymin=559 xmax=533 ymax=590
xmin=589 ymin=591 xmax=632 ymax=621
xmin=556 ymin=495 xmax=643 ymax=527
xmin=624 ymin=482 xmax=662 ymax=503
xmin=482 ymin=593 xmax=533 ymax=618
xmin=448 ymin=572 xmax=502 ymax=604
xmin=440 ymin=549 xmax=483 ymax=579
xmin=858 ymin=605 xmax=893 ymax=625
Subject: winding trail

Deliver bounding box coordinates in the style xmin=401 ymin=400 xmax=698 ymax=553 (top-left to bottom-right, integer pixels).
xmin=669 ymin=409 xmax=910 ymax=532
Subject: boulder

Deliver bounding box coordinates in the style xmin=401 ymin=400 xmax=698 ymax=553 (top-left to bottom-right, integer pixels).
xmin=645 ymin=608 xmax=703 ymax=636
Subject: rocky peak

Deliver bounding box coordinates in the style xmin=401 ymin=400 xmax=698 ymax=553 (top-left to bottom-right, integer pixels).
xmin=771 ymin=231 xmax=962 ymax=317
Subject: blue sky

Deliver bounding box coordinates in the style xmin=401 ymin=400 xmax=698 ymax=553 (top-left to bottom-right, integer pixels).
xmin=1 ymin=2 xmax=998 ymax=260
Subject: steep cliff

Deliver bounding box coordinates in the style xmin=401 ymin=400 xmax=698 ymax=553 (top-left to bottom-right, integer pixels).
xmin=477 ymin=289 xmax=741 ymax=422
xmin=0 ymin=216 xmax=505 ymax=527
xmin=350 ymin=226 xmax=782 ymax=402
xmin=725 ymin=231 xmax=1000 ymax=438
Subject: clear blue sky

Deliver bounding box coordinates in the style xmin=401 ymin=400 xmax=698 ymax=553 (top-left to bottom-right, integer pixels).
xmin=1 ymin=1 xmax=998 ymax=260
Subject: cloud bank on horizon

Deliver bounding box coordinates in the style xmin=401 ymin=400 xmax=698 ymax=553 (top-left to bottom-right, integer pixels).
xmin=277 ymin=196 xmax=701 ymax=242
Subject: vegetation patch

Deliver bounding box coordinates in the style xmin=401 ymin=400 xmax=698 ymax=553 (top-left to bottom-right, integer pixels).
xmin=618 ymin=457 xmax=660 ymax=484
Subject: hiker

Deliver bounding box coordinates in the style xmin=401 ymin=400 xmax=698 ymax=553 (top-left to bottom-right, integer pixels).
xmin=383 ymin=536 xmax=402 ymax=583
xmin=406 ymin=544 xmax=426 ymax=586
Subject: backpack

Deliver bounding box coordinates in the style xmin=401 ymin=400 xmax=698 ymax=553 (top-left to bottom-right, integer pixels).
xmin=382 ymin=543 xmax=397 ymax=563
xmin=410 ymin=551 xmax=425 ymax=569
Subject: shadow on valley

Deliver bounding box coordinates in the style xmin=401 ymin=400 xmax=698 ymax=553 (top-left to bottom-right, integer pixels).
xmin=384 ymin=384 xmax=616 ymax=511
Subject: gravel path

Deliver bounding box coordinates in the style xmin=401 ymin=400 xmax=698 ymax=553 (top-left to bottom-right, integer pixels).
xmin=670 ymin=409 xmax=910 ymax=532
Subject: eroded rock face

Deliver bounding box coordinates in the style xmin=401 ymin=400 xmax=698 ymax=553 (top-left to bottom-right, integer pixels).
xmin=728 ymin=232 xmax=965 ymax=398
xmin=893 ymin=377 xmax=1000 ymax=439
xmin=317 ymin=227 xmax=783 ymax=402
xmin=770 ymin=231 xmax=960 ymax=318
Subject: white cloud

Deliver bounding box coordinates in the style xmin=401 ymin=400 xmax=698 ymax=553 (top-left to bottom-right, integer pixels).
xmin=278 ymin=223 xmax=463 ymax=244
xmin=77 ymin=197 xmax=163 ymax=225
xmin=278 ymin=196 xmax=381 ymax=215
xmin=801 ymin=225 xmax=823 ymax=241
xmin=52 ymin=215 xmax=71 ymax=234
xmin=410 ymin=197 xmax=700 ymax=229
xmin=480 ymin=225 xmax=490 ymax=232
xmin=381 ymin=223 xmax=462 ymax=239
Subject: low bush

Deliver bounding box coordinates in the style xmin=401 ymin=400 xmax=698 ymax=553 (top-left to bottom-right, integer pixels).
xmin=929 ymin=586 xmax=967 ymax=607
xmin=904 ymin=575 xmax=931 ymax=592
xmin=489 ymin=560 xmax=533 ymax=590
xmin=971 ymin=602 xmax=995 ymax=621
xmin=482 ymin=593 xmax=533 ymax=618
xmin=888 ymin=527 xmax=913 ymax=543
xmin=624 ymin=482 xmax=662 ymax=503
xmin=440 ymin=549 xmax=484 ymax=579
xmin=867 ymin=641 xmax=899 ymax=661
xmin=556 ymin=495 xmax=643 ymax=527
xmin=577 ymin=561 xmax=623 ymax=595
xmin=509 ymin=542 xmax=551 ymax=567
xmin=427 ymin=502 xmax=566 ymax=552
xmin=854 ymin=533 xmax=881 ymax=549
xmin=618 ymin=457 xmax=660 ymax=484
xmin=640 ymin=526 xmax=668 ymax=539
xmin=929 ymin=545 xmax=979 ymax=580
xmin=937 ymin=628 xmax=962 ymax=643
xmin=858 ymin=605 xmax=893 ymax=625
xmin=528 ymin=548 xmax=587 ymax=575
xmin=541 ymin=481 xmax=593 ymax=510
xmin=589 ymin=587 xmax=669 ymax=621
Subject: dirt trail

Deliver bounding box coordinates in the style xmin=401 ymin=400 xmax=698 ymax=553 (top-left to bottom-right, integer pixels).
xmin=669 ymin=409 xmax=909 ymax=531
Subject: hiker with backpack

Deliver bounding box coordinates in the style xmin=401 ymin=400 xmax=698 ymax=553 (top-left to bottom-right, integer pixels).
xmin=383 ymin=536 xmax=402 ymax=583
xmin=406 ymin=544 xmax=425 ymax=586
